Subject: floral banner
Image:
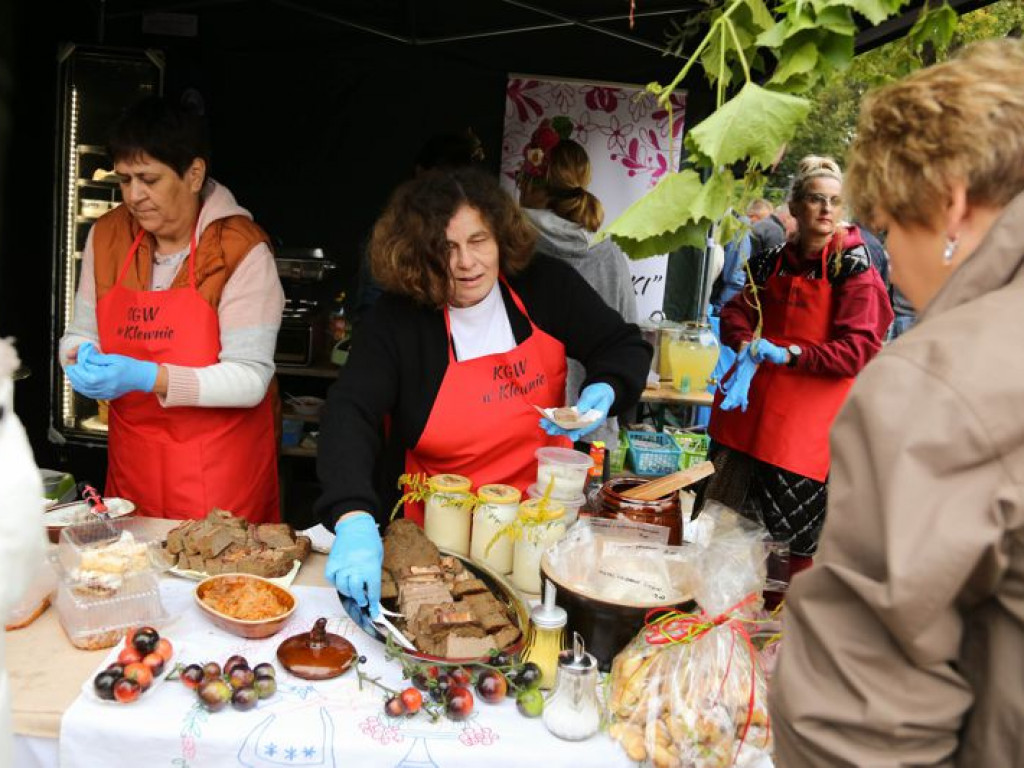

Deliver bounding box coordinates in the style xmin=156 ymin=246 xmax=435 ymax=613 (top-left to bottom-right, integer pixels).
xmin=501 ymin=76 xmax=686 ymax=320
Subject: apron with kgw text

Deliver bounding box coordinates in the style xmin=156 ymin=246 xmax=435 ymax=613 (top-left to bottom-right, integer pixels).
xmin=403 ymin=279 xmax=569 ymax=524
xmin=97 ymin=227 xmax=279 ymax=522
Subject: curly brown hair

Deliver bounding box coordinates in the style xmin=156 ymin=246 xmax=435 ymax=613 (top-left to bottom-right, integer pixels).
xmin=370 ymin=167 xmax=537 ymax=309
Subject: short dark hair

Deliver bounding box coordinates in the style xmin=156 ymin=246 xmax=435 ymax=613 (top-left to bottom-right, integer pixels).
xmin=106 ymin=96 xmax=211 ymax=178
xmin=370 ymin=167 xmax=535 ymax=309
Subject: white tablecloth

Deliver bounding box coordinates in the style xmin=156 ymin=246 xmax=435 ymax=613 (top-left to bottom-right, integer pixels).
xmin=58 ymin=580 xmax=634 ymax=768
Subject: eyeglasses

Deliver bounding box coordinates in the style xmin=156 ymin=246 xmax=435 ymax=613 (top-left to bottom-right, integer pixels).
xmin=803 ymin=193 xmax=843 ymax=209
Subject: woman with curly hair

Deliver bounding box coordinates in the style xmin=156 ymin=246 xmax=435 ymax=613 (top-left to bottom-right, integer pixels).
xmin=772 ymin=39 xmax=1024 ymax=766
xmin=703 ymin=155 xmax=893 ymax=581
xmin=316 ymin=166 xmax=651 ymax=627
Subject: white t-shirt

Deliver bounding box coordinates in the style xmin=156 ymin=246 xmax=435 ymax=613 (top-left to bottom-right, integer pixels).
xmin=447 ymin=281 xmax=516 ymax=362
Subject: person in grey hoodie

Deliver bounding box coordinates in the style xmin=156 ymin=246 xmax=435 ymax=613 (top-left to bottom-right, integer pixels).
xmin=518 ymin=130 xmax=639 ymax=446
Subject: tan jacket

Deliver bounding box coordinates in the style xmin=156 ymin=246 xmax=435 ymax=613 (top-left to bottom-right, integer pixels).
xmin=770 ymin=191 xmax=1024 ymax=767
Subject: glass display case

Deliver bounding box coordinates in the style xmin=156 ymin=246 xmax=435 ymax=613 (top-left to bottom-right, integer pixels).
xmin=49 ymin=45 xmax=163 ymax=447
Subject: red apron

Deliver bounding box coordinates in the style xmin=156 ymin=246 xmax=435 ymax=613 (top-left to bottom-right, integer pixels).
xmin=97 ymin=228 xmax=280 ymax=522
xmin=403 ymin=280 xmax=569 ymax=524
xmin=709 ymin=247 xmax=854 ymax=482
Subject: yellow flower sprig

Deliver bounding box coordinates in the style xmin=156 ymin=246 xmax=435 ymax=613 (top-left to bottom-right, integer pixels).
xmin=484 ymin=476 xmax=562 ymax=556
xmin=390 ymin=472 xmax=431 ymax=521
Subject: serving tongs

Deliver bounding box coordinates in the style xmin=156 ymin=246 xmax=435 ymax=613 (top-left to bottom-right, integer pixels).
xmin=371 ymin=603 xmax=416 ymax=652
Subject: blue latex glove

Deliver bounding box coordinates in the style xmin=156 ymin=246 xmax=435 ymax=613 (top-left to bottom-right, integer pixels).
xmin=540 ymin=382 xmax=615 ymax=442
xmin=749 ymin=338 xmax=789 ymax=366
xmin=719 ymin=347 xmax=760 ymax=412
xmin=325 ymin=513 xmax=383 ymax=620
xmin=65 ymin=342 xmax=159 ymax=400
xmin=337 ymin=594 xmax=378 ymax=635
xmin=708 ymin=345 xmax=736 ymax=394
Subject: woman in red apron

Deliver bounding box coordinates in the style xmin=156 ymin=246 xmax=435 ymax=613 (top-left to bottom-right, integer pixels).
xmin=316 ymin=167 xmax=651 ymax=626
xmin=706 ymin=156 xmax=892 ymax=580
xmin=61 ymin=97 xmax=282 ymax=523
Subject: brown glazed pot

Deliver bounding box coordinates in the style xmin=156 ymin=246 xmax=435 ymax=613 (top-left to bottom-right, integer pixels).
xmin=595 ymin=476 xmax=683 ymax=545
xmin=540 ymin=555 xmax=696 ymax=671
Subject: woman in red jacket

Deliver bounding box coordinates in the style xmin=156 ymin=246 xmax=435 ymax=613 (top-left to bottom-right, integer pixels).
xmin=705 ymin=156 xmax=893 ymax=579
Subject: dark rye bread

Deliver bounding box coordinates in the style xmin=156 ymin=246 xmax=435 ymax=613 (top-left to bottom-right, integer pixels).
xmin=163 ymin=508 xmax=311 ymax=578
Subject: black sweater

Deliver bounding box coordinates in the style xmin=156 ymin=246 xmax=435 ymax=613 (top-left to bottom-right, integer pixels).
xmin=315 ymin=256 xmax=652 ymax=529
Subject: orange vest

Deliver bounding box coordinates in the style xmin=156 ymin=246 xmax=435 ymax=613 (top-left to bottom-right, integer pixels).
xmin=91 ymin=204 xmax=272 ymax=307
xmin=90 ymin=205 xmax=282 ymax=441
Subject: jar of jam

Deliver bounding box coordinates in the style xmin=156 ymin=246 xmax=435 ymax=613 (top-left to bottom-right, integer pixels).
xmin=595 ymin=477 xmax=683 ymax=545
xmin=423 ymin=473 xmax=473 ymax=556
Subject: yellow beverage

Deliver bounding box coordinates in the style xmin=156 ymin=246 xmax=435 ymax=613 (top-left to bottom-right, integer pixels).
xmin=658 ymin=326 xmax=682 ymax=380
xmin=668 ymin=341 xmax=719 ymax=394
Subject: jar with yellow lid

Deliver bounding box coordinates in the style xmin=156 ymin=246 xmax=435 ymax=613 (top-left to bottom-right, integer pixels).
xmin=423 ymin=473 xmax=474 ymax=556
xmin=511 ymin=497 xmax=566 ymax=595
xmin=470 ymin=484 xmax=521 ymax=574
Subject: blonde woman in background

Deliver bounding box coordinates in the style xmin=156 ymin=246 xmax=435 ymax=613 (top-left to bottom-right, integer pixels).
xmin=771 ymin=39 xmax=1024 ymax=766
xmin=0 ymin=339 xmax=45 ymax=768
xmin=518 ymin=117 xmax=639 ymax=447
xmin=703 ymin=155 xmax=892 ymax=584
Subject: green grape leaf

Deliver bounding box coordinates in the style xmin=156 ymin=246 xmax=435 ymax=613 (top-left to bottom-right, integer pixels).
xmin=817 ymin=29 xmax=856 ymax=68
xmin=814 ymin=5 xmax=858 ymax=35
xmin=610 ymin=225 xmax=709 ymax=260
xmin=908 ymin=2 xmax=959 ymax=52
xmin=740 ymin=0 xmax=776 ymax=32
xmin=686 ymin=83 xmax=812 ymax=168
xmin=829 ymin=0 xmax=905 ymax=26
xmin=716 ymin=211 xmax=747 ymax=246
xmin=757 ymin=19 xmax=790 ymax=48
xmin=769 ymin=40 xmax=820 ymax=87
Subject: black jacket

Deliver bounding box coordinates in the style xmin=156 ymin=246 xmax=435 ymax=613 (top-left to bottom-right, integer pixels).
xmin=315 ymin=256 xmax=652 ymax=529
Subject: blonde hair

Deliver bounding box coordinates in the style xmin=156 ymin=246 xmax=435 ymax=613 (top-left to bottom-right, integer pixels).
xmin=520 ymin=139 xmax=605 ymax=231
xmin=746 ymin=198 xmax=774 ymax=218
xmin=788 ymin=155 xmax=843 ymax=203
xmin=848 ymin=38 xmax=1024 ymax=229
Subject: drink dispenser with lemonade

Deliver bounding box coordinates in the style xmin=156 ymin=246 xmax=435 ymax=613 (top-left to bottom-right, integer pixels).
xmin=668 ymin=321 xmax=719 ymax=394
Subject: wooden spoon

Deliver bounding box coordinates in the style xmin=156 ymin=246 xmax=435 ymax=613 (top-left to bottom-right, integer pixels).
xmin=619 ymin=461 xmax=715 ymax=501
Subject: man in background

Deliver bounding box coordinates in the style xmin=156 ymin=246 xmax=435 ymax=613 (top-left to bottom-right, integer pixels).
xmin=751 ymin=201 xmax=797 ymax=258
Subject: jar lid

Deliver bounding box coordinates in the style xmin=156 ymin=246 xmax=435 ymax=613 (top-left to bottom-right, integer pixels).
xmin=518 ymin=497 xmax=565 ymax=521
xmin=428 ymin=474 xmax=472 ymax=493
xmin=477 ymin=484 xmax=522 ymax=504
xmin=534 ymin=447 xmax=594 ymax=469
xmin=558 ymin=631 xmax=597 ymax=672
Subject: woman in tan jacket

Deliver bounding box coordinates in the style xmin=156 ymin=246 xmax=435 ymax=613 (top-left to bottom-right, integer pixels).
xmin=771 ymin=39 xmax=1024 ymax=766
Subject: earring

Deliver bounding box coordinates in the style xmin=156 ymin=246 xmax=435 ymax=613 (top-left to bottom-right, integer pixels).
xmin=942 ymin=236 xmax=958 ymax=266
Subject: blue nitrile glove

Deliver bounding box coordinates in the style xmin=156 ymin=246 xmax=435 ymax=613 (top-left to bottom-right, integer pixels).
xmin=708 ymin=345 xmax=736 ymax=394
xmin=719 ymin=347 xmax=759 ymax=412
xmin=337 ymin=594 xmax=378 ymax=635
xmin=540 ymin=382 xmax=615 ymax=442
xmin=749 ymin=338 xmax=789 ymax=366
xmin=325 ymin=513 xmax=383 ymax=622
xmin=65 ymin=342 xmax=159 ymax=400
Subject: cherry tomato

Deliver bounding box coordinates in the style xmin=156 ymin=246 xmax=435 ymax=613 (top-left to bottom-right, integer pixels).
xmin=400 ymin=687 xmax=423 ymax=715
xmin=117 ymin=646 xmax=143 ymax=666
xmin=448 ymin=667 xmax=472 ymax=687
xmin=142 ymin=652 xmax=165 ymax=677
xmin=123 ymin=661 xmax=154 ymax=691
xmin=154 ymin=637 xmax=173 ymax=663
xmin=446 ymin=686 xmax=474 ymax=721
xmin=113 ymin=677 xmax=141 ymax=704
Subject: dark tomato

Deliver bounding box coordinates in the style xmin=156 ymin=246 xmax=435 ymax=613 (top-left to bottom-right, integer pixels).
xmin=446 ymin=686 xmax=474 ymax=721
xmin=384 ymin=696 xmax=406 ymax=718
xmin=202 ymin=661 xmax=222 ymax=680
xmin=252 ymin=662 xmax=276 ymax=679
xmin=475 ymin=670 xmax=508 ymax=703
xmin=180 ymin=664 xmax=205 ymax=690
xmin=105 ymin=663 xmax=126 ymax=677
xmin=517 ymin=662 xmax=542 ymax=688
xmin=253 ymin=676 xmax=277 ymax=700
xmin=228 ymin=667 xmax=256 ymax=691
xmin=428 ymin=673 xmax=452 ymax=703
xmin=223 ymin=654 xmax=249 ymax=676
xmin=448 ymin=667 xmax=472 ymax=687
xmin=197 ymin=678 xmax=232 ymax=712
xmin=94 ymin=670 xmax=120 ymax=701
xmin=123 ymin=661 xmax=153 ymax=691
xmin=231 ymin=686 xmax=258 ymax=711
xmin=131 ymin=627 xmax=160 ymax=656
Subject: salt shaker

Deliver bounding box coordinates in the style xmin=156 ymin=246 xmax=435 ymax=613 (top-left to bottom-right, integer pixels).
xmin=542 ymin=631 xmax=601 ymax=741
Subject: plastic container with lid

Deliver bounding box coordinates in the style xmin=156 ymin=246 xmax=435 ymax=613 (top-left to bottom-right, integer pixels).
xmin=55 ymin=570 xmax=169 ymax=650
xmin=535 ymin=447 xmax=593 ymax=500
xmin=511 ymin=497 xmax=567 ymax=595
xmin=423 ymin=473 xmax=474 ymax=556
xmin=526 ymin=483 xmax=585 ymax=526
xmin=57 ymin=517 xmax=171 ymax=580
xmin=469 ymin=483 xmax=521 ymax=574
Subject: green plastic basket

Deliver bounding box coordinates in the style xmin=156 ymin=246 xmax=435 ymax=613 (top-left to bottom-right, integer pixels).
xmin=626 ymin=431 xmax=682 ymax=477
